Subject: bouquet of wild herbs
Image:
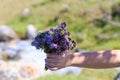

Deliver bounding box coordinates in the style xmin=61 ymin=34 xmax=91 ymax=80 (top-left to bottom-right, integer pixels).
xmin=31 ymin=22 xmax=76 ymax=70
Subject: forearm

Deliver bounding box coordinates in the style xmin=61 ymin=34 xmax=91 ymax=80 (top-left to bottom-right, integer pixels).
xmin=70 ymin=50 xmax=120 ymax=68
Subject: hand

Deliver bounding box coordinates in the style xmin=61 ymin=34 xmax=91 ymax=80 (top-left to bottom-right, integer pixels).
xmin=45 ymin=52 xmax=72 ymax=71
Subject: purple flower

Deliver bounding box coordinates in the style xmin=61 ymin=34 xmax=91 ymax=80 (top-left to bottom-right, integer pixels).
xmin=31 ymin=22 xmax=76 ymax=54
xmin=31 ymin=41 xmax=38 ymax=47
xmin=50 ymin=44 xmax=58 ymax=49
xmin=61 ymin=22 xmax=66 ymax=29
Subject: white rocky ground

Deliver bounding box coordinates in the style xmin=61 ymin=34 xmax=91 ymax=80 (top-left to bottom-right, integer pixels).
xmin=0 ymin=40 xmax=82 ymax=80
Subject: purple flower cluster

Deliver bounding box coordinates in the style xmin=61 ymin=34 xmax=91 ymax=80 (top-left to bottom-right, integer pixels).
xmin=31 ymin=22 xmax=76 ymax=54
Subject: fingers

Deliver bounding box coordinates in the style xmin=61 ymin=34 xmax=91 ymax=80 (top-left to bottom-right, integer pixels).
xmin=47 ymin=52 xmax=66 ymax=58
xmin=47 ymin=53 xmax=60 ymax=58
xmin=45 ymin=58 xmax=61 ymax=71
xmin=47 ymin=53 xmax=67 ymax=59
xmin=45 ymin=64 xmax=59 ymax=71
xmin=45 ymin=59 xmax=58 ymax=71
xmin=45 ymin=58 xmax=58 ymax=63
xmin=45 ymin=52 xmax=69 ymax=71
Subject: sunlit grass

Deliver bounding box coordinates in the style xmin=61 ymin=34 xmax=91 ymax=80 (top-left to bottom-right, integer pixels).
xmin=0 ymin=0 xmax=42 ymax=23
xmin=1 ymin=0 xmax=120 ymax=49
xmin=36 ymin=74 xmax=93 ymax=80
xmin=35 ymin=68 xmax=118 ymax=80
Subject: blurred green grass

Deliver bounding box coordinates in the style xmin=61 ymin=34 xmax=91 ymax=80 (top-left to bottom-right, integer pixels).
xmin=35 ymin=69 xmax=118 ymax=80
xmin=1 ymin=0 xmax=119 ymax=50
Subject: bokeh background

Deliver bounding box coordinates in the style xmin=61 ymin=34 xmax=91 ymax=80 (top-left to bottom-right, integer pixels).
xmin=0 ymin=0 xmax=120 ymax=80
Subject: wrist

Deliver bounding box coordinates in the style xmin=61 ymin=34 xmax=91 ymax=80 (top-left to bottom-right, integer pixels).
xmin=66 ymin=53 xmax=78 ymax=67
xmin=69 ymin=52 xmax=83 ymax=67
xmin=65 ymin=53 xmax=73 ymax=67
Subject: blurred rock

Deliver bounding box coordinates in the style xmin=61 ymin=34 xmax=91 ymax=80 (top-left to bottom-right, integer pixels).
xmin=22 ymin=8 xmax=30 ymax=17
xmin=4 ymin=49 xmax=22 ymax=60
xmin=0 ymin=25 xmax=18 ymax=41
xmin=59 ymin=4 xmax=70 ymax=14
xmin=114 ymin=72 xmax=120 ymax=80
xmin=53 ymin=67 xmax=82 ymax=75
xmin=62 ymin=4 xmax=70 ymax=10
xmin=0 ymin=40 xmax=83 ymax=80
xmin=0 ymin=40 xmax=22 ymax=60
xmin=26 ymin=24 xmax=37 ymax=39
xmin=0 ymin=60 xmax=51 ymax=80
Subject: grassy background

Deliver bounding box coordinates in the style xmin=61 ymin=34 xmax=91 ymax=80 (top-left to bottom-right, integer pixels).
xmin=0 ymin=0 xmax=120 ymax=50
xmin=35 ymin=69 xmax=118 ymax=80
xmin=0 ymin=0 xmax=120 ymax=80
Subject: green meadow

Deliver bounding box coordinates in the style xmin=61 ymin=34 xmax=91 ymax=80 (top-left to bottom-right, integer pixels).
xmin=1 ymin=0 xmax=120 ymax=50
xmin=36 ymin=69 xmax=118 ymax=80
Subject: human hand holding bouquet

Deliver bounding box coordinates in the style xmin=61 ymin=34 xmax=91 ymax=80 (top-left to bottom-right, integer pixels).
xmin=31 ymin=22 xmax=76 ymax=70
